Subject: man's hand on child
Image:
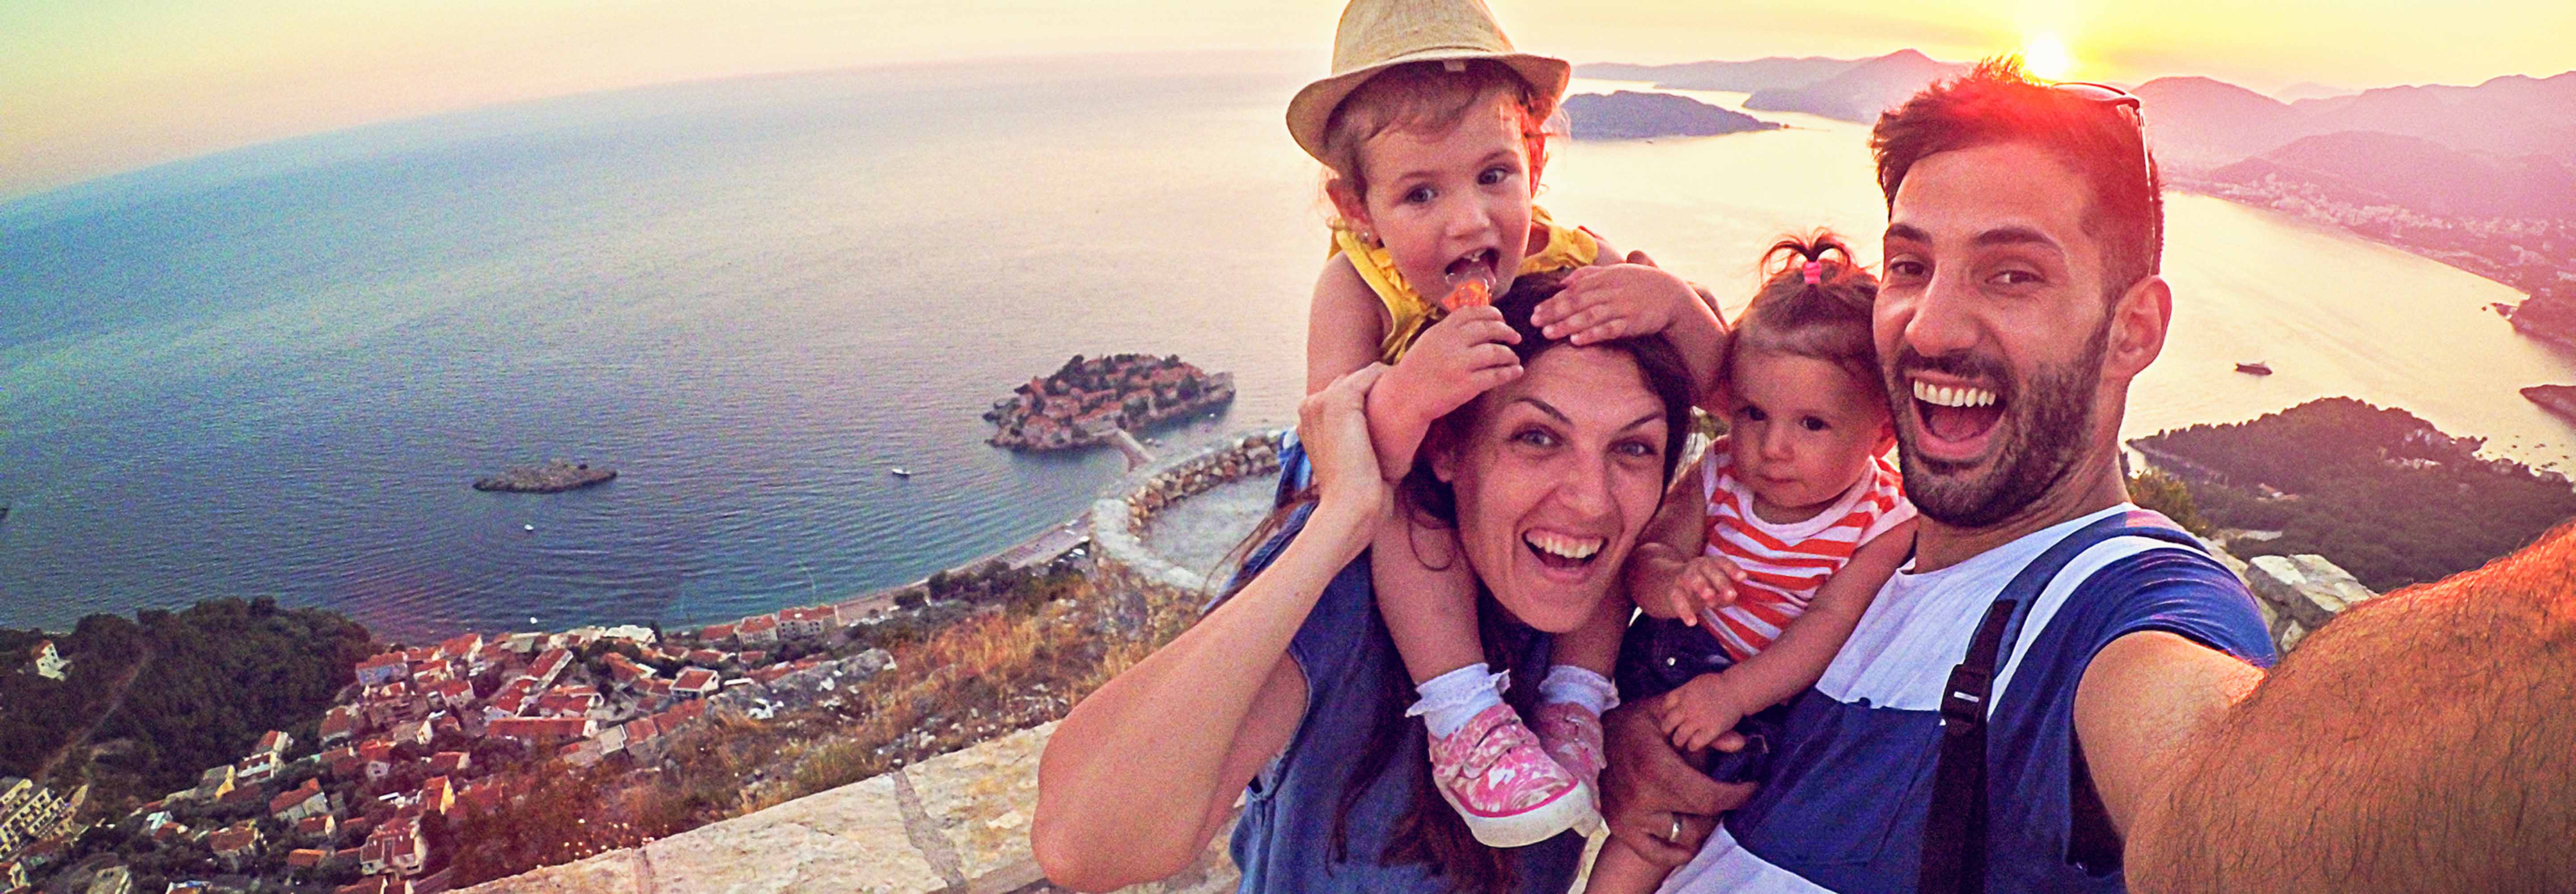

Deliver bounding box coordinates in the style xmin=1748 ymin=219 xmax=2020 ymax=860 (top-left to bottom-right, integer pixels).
xmin=1668 ymin=554 xmax=1747 ymax=627
xmin=1656 ymin=673 xmax=1751 ymax=753
xmin=1534 ymin=261 xmax=1697 ymax=346
xmin=1386 ymin=304 xmax=1521 ymax=424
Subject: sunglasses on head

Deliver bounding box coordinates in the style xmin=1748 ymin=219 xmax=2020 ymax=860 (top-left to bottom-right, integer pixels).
xmin=2047 ymin=80 xmax=2143 ymax=114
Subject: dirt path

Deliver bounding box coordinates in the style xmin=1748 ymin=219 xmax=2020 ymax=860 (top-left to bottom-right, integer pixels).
xmin=31 ymin=647 xmax=152 ymax=783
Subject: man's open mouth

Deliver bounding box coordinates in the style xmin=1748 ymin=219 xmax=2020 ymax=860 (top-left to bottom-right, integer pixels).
xmin=1444 ymin=247 xmax=1499 ymax=290
xmin=1911 ymin=377 xmax=2004 ymax=456
xmin=1523 ymin=528 xmax=1603 ymax=571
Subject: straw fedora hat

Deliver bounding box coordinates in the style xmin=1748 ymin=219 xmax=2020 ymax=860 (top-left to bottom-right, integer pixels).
xmin=1285 ymin=0 xmax=1571 ymax=161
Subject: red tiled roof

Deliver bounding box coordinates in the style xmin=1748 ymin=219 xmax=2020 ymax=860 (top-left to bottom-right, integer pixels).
xmin=779 ymin=605 xmax=836 ymax=623
xmin=358 ymin=741 xmax=394 ymax=762
xmin=270 ymin=779 xmax=323 ymax=815
xmin=671 ymin=668 xmax=718 ymax=692
xmin=357 ymin=652 xmax=408 ymax=671
xmin=288 ymin=848 xmax=327 ymax=868
xmin=208 ymin=825 xmax=260 ymax=853
xmin=699 ymin=623 xmax=734 ymax=640
xmin=737 ymin=615 xmax=778 ymax=633
xmin=486 ymin=717 xmax=590 ymax=740
xmin=429 ymin=751 xmax=469 ymax=774
xmin=298 ymin=815 xmax=335 ymax=835
xmin=257 ymin=730 xmax=289 ymax=752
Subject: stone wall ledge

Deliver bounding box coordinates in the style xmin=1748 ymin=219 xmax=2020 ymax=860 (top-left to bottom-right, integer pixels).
xmin=456 ymin=721 xmax=1237 ymax=894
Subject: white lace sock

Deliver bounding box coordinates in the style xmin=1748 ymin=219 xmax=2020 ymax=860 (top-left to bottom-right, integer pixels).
xmin=1537 ymin=665 xmax=1619 ymax=716
xmin=1406 ymin=663 xmax=1509 ymax=738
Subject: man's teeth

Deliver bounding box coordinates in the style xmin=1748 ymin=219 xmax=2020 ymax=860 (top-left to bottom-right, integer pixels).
xmin=1525 ymin=531 xmax=1603 ymax=560
xmin=1912 ymin=379 xmax=1998 ymax=408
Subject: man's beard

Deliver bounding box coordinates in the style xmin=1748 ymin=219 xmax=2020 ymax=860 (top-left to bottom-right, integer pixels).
xmin=1885 ymin=322 xmax=2109 ymax=529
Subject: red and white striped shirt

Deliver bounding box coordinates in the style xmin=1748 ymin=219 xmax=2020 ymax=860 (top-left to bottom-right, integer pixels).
xmin=1699 ymin=436 xmax=1915 ymax=662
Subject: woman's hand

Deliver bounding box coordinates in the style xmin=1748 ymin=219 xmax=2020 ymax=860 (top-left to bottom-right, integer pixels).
xmin=1301 ymin=363 xmax=1394 ymax=525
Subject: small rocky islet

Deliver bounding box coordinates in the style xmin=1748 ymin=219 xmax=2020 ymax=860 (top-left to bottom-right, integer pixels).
xmin=984 ymin=353 xmax=1234 ymax=451
xmin=473 ymin=460 xmax=617 ymax=493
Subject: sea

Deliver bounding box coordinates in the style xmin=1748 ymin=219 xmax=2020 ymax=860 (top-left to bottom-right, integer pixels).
xmin=5 ymin=53 xmax=2571 ymax=643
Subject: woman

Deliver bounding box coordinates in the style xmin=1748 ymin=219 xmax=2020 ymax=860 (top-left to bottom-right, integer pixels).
xmin=1034 ymin=276 xmax=1700 ymax=893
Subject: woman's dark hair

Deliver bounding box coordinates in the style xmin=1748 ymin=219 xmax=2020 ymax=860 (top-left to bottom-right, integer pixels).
xmin=1723 ymin=232 xmax=1885 ymax=409
xmin=1227 ymin=271 xmax=1692 ymax=892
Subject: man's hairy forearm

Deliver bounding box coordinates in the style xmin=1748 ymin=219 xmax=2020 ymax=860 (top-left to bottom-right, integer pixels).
xmin=2129 ymin=523 xmax=2576 ymax=892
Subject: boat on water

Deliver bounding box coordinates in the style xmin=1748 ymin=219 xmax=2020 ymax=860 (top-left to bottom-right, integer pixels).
xmin=2235 ymin=361 xmax=2274 ymax=375
xmin=890 ymin=467 xmax=913 ymax=478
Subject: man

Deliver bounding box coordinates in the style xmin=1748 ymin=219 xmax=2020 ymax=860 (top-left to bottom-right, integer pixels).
xmin=1601 ymin=59 xmax=2576 ymax=892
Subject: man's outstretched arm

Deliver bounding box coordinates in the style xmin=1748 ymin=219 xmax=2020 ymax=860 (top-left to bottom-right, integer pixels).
xmin=2108 ymin=524 xmax=2576 ymax=892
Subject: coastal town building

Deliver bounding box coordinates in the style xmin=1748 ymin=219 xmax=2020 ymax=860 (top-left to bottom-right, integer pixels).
xmin=685 ymin=648 xmax=725 ymax=666
xmin=297 ymin=814 xmax=339 ymax=842
xmin=734 ymin=615 xmax=779 ymax=646
xmin=207 ymin=824 xmax=261 ymax=871
xmin=485 ymin=717 xmax=593 ymax=749
xmin=669 ymin=668 xmax=719 ymax=700
xmin=27 ymin=641 xmax=66 ymax=682
xmin=697 ymin=623 xmax=734 ymax=643
xmin=0 ymin=859 xmax=23 ymax=891
xmin=0 ymin=778 xmax=76 ymax=862
xmin=359 ymin=742 xmax=396 ymax=782
xmin=525 ymin=648 xmax=572 ymax=691
xmin=358 ymin=816 xmax=426 ymax=877
xmin=319 ymin=706 xmax=357 ymax=746
xmin=79 ymin=865 xmax=129 ymax=894
xmin=428 ymin=751 xmax=470 ymax=776
xmin=354 ymin=652 xmax=410 ymax=687
xmin=191 ymin=766 xmax=236 ymax=802
xmin=338 ymin=874 xmax=414 ymax=894
xmin=776 ymin=605 xmax=841 ymax=639
xmin=269 ymin=779 xmax=328 ymax=823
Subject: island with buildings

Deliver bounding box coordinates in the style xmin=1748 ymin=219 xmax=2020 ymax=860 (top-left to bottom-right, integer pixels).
xmin=471 ymin=461 xmax=616 ymax=493
xmin=984 ymin=353 xmax=1234 ymax=451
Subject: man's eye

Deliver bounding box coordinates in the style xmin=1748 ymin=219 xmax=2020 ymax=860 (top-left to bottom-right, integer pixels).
xmin=1478 ymin=167 xmax=1509 ymax=186
xmin=1887 ymin=260 xmax=1927 ymax=278
xmin=1990 ymin=269 xmax=2042 ymax=287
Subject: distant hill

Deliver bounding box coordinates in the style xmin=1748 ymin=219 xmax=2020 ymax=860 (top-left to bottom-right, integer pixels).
xmin=2272 ymin=81 xmax=2355 ymax=103
xmin=1575 ymin=56 xmax=1864 ymax=94
xmin=2208 ymin=131 xmax=2576 ymax=220
xmin=2134 ymin=76 xmax=2299 ymax=169
xmin=1560 ymin=91 xmax=1783 ymax=139
xmin=1741 ymin=50 xmax=1969 ymax=122
xmin=2287 ymin=72 xmax=2576 ymax=163
xmin=2141 ymin=70 xmax=2576 ymax=174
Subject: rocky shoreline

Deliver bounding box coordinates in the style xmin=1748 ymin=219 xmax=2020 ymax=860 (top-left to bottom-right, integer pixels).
xmin=984 ymin=353 xmax=1234 ymax=451
xmin=2523 ymin=384 xmax=2576 ymax=422
xmin=474 ymin=460 xmax=617 ymax=493
xmin=2509 ymin=294 xmax=2576 ymax=351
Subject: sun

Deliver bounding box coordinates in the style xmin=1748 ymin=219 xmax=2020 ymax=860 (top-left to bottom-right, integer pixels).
xmin=2022 ymin=34 xmax=2075 ymax=80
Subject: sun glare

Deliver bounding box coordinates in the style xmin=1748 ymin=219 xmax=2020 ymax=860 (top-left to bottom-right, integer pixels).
xmin=2023 ymin=34 xmax=2075 ymax=80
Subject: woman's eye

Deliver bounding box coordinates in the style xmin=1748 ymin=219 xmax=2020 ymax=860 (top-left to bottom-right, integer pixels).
xmin=1512 ymin=428 xmax=1558 ymax=448
xmin=1478 ymin=166 xmax=1509 ymax=186
xmin=1614 ymin=439 xmax=1659 ymax=459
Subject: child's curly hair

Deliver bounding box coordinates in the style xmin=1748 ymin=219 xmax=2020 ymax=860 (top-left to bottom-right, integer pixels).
xmin=1724 ymin=231 xmax=1885 ymax=406
xmin=1317 ymin=59 xmax=1552 ymax=213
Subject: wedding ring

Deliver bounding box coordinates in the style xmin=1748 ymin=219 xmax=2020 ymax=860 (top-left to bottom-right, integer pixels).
xmin=1666 ymin=816 xmax=1684 ymax=843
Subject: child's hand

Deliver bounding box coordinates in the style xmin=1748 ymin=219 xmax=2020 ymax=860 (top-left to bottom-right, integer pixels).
xmin=1384 ymin=305 xmax=1522 ymax=425
xmin=1535 ymin=261 xmax=1699 ymax=346
xmin=1667 ymin=554 xmax=1748 ymax=627
xmin=1655 ymin=672 xmax=1751 ymax=753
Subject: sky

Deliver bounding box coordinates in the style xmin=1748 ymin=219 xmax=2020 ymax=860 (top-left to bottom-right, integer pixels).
xmin=4 ymin=0 xmax=2572 ymax=200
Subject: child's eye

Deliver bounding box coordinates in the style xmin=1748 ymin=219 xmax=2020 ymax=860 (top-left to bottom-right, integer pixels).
xmin=1404 ymin=186 xmax=1436 ymax=204
xmin=1511 ymin=427 xmax=1558 ymax=448
xmin=1801 ymin=416 xmax=1829 ymax=432
xmin=1738 ymin=406 xmax=1767 ymax=422
xmin=1478 ymin=166 xmax=1511 ymax=186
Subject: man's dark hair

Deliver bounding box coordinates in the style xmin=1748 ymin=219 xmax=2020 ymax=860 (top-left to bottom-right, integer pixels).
xmin=1870 ymin=56 xmax=2163 ymax=302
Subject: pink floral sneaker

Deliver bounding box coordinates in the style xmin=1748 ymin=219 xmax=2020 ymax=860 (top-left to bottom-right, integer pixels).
xmin=1427 ymin=703 xmax=1602 ymax=847
xmin=1533 ymin=700 xmax=1606 ymax=797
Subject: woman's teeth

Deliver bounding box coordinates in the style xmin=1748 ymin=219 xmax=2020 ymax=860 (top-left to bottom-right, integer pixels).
xmin=1525 ymin=530 xmax=1603 ymax=561
xmin=1912 ymin=380 xmax=1998 ymax=408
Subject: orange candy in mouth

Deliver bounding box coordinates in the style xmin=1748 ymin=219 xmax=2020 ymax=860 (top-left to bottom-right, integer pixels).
xmin=1438 ymin=280 xmax=1492 ymax=312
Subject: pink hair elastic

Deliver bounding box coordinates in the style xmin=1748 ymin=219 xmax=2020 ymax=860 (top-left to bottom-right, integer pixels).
xmin=1802 ymin=261 xmax=1823 ymax=285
